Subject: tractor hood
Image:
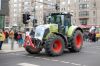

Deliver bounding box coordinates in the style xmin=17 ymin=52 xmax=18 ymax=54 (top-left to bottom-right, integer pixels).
xmin=34 ymin=24 xmax=58 ymax=40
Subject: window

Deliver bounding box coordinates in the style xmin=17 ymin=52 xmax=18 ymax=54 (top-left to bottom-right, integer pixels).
xmin=93 ymin=2 xmax=96 ymax=8
xmin=5 ymin=22 xmax=9 ymax=27
xmin=80 ymin=19 xmax=88 ymax=25
xmin=79 ymin=4 xmax=89 ymax=9
xmin=40 ymin=0 xmax=43 ymax=2
xmin=79 ymin=0 xmax=88 ymax=2
xmin=14 ymin=4 xmax=17 ymax=8
xmin=79 ymin=11 xmax=89 ymax=16
xmin=14 ymin=0 xmax=18 ymax=3
xmin=93 ymin=11 xmax=96 ymax=16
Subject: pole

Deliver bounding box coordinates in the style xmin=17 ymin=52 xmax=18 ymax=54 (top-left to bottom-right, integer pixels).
xmin=10 ymin=27 xmax=14 ymax=50
xmin=11 ymin=38 xmax=14 ymax=50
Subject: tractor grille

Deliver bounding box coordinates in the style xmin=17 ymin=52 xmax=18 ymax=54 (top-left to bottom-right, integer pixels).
xmin=31 ymin=38 xmax=42 ymax=48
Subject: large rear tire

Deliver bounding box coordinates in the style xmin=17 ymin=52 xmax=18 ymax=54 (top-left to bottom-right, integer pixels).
xmin=45 ymin=35 xmax=65 ymax=56
xmin=68 ymin=30 xmax=83 ymax=52
xmin=25 ymin=47 xmax=41 ymax=54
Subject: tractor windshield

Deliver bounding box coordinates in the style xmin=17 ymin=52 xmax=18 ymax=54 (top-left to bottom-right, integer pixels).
xmin=47 ymin=15 xmax=62 ymax=25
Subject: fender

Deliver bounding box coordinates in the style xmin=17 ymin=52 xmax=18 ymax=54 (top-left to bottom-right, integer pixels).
xmin=67 ymin=25 xmax=83 ymax=37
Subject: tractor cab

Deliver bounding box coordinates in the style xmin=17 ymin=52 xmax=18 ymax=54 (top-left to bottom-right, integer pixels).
xmin=47 ymin=12 xmax=72 ymax=34
xmin=47 ymin=13 xmax=72 ymax=27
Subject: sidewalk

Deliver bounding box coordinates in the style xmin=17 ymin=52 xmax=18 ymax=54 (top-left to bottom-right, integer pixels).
xmin=0 ymin=42 xmax=25 ymax=53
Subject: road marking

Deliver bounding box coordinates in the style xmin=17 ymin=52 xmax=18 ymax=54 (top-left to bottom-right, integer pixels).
xmin=18 ymin=63 xmax=39 ymax=66
xmin=27 ymin=56 xmax=33 ymax=58
xmin=34 ymin=57 xmax=41 ymax=59
xmin=51 ymin=59 xmax=59 ymax=61
xmin=60 ymin=61 xmax=70 ymax=63
xmin=41 ymin=58 xmax=50 ymax=60
xmin=0 ymin=52 xmax=87 ymax=66
xmin=71 ymin=63 xmax=81 ymax=66
xmin=83 ymin=51 xmax=100 ymax=55
xmin=60 ymin=61 xmax=83 ymax=66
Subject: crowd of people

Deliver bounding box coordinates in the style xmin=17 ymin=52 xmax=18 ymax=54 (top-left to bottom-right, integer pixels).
xmin=0 ymin=28 xmax=24 ymax=50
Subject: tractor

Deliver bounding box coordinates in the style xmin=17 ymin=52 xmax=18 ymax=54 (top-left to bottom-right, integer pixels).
xmin=23 ymin=12 xmax=83 ymax=56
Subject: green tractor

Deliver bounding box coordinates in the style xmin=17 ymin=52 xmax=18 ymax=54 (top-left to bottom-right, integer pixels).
xmin=24 ymin=12 xmax=83 ymax=56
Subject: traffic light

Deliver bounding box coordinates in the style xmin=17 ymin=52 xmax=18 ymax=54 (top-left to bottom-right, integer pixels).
xmin=23 ymin=14 xmax=30 ymax=24
xmin=55 ymin=4 xmax=59 ymax=10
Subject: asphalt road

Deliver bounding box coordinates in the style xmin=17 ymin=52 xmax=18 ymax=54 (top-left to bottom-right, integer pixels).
xmin=0 ymin=41 xmax=100 ymax=66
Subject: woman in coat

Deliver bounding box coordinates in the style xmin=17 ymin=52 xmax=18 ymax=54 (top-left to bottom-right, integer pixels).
xmin=0 ymin=29 xmax=5 ymax=50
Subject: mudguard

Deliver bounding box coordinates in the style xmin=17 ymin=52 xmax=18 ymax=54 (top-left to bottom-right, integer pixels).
xmin=67 ymin=25 xmax=83 ymax=37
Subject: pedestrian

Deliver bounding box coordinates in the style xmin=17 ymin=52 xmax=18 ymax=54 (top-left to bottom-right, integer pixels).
xmin=9 ymin=29 xmax=14 ymax=50
xmin=17 ymin=31 xmax=24 ymax=47
xmin=30 ymin=28 xmax=35 ymax=38
xmin=89 ymin=26 xmax=96 ymax=42
xmin=0 ymin=29 xmax=5 ymax=50
xmin=3 ymin=29 xmax=9 ymax=43
xmin=25 ymin=28 xmax=30 ymax=36
xmin=14 ymin=30 xmax=18 ymax=41
xmin=83 ymin=30 xmax=89 ymax=41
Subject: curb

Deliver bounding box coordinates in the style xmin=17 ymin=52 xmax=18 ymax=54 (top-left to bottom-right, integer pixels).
xmin=0 ymin=48 xmax=25 ymax=54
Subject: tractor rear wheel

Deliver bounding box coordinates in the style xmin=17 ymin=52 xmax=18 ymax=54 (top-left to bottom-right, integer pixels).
xmin=25 ymin=47 xmax=41 ymax=54
xmin=45 ymin=35 xmax=65 ymax=56
xmin=68 ymin=30 xmax=83 ymax=52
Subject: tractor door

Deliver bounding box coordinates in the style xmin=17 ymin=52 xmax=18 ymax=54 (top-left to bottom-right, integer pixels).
xmin=63 ymin=13 xmax=72 ymax=34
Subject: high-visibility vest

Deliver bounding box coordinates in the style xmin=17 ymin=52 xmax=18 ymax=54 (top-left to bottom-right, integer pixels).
xmin=0 ymin=33 xmax=5 ymax=41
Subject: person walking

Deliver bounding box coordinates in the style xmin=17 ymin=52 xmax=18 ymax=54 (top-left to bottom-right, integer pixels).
xmin=17 ymin=31 xmax=24 ymax=47
xmin=0 ymin=29 xmax=5 ymax=50
xmin=9 ymin=29 xmax=14 ymax=50
xmin=14 ymin=30 xmax=18 ymax=41
xmin=3 ymin=29 xmax=9 ymax=43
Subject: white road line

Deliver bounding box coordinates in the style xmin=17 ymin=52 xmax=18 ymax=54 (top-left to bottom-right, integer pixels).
xmin=34 ymin=57 xmax=41 ymax=59
xmin=27 ymin=56 xmax=33 ymax=58
xmin=41 ymin=58 xmax=50 ymax=60
xmin=18 ymin=63 xmax=39 ymax=66
xmin=83 ymin=51 xmax=100 ymax=55
xmin=51 ymin=59 xmax=59 ymax=61
xmin=60 ymin=61 xmax=70 ymax=63
xmin=71 ymin=63 xmax=81 ymax=66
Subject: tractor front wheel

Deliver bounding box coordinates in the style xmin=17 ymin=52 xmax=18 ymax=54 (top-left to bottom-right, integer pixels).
xmin=68 ymin=30 xmax=83 ymax=52
xmin=45 ymin=35 xmax=65 ymax=56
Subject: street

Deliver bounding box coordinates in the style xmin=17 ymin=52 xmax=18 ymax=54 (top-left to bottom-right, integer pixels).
xmin=0 ymin=41 xmax=100 ymax=66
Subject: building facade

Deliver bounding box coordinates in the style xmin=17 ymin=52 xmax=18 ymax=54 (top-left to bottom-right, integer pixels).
xmin=0 ymin=0 xmax=9 ymax=29
xmin=70 ymin=0 xmax=100 ymax=26
xmin=31 ymin=0 xmax=56 ymax=25
xmin=9 ymin=0 xmax=100 ymax=29
xmin=96 ymin=0 xmax=100 ymax=25
xmin=9 ymin=0 xmax=23 ymax=29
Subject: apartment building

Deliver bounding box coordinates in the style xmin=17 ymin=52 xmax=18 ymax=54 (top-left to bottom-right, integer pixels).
xmin=31 ymin=0 xmax=56 ymax=25
xmin=72 ymin=0 xmax=100 ymax=26
xmin=59 ymin=0 xmax=100 ymax=26
xmin=9 ymin=0 xmax=23 ymax=29
xmin=96 ymin=0 xmax=100 ymax=25
xmin=9 ymin=0 xmax=100 ymax=29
